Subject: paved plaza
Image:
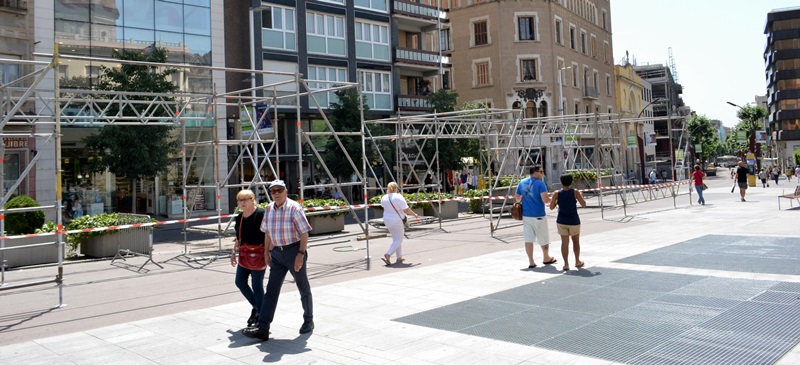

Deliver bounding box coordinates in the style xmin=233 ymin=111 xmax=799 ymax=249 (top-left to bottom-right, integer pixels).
xmin=0 ymin=172 xmax=799 ymax=364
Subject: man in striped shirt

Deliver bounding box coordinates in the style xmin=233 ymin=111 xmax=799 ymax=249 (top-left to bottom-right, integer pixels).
xmin=242 ymin=180 xmax=314 ymax=341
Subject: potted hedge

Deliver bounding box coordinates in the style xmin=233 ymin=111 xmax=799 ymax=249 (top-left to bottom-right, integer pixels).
xmin=2 ymin=196 xmax=54 ymax=268
xmin=302 ymin=198 xmax=348 ymax=235
xmin=368 ymin=192 xmax=428 ymax=219
xmin=421 ymin=192 xmax=459 ymax=219
xmin=66 ymin=213 xmax=156 ymax=258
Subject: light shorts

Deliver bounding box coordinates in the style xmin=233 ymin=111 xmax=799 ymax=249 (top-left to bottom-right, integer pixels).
xmin=522 ymin=216 xmax=550 ymax=246
xmin=557 ymin=223 xmax=581 ymax=236
xmin=737 ymin=182 xmax=748 ymax=190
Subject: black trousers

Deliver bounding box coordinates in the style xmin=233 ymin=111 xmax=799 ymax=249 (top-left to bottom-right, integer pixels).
xmin=256 ymin=242 xmax=313 ymax=330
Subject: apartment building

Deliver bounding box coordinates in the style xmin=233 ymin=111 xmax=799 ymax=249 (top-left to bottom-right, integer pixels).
xmin=633 ymin=64 xmax=687 ymax=177
xmin=764 ymin=6 xmax=800 ymax=166
xmin=229 ymin=0 xmax=450 ymax=192
xmin=615 ymin=61 xmax=655 ymax=182
xmin=447 ymin=0 xmax=615 ymax=117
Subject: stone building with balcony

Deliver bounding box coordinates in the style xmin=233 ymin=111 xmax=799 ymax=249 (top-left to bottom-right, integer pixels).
xmin=764 ymin=6 xmax=800 ymax=167
xmin=447 ymin=0 xmax=615 ymax=117
xmin=615 ymin=60 xmax=655 ymax=183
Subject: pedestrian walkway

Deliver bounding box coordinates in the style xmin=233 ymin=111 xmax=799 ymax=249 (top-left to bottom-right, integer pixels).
xmin=0 ymin=173 xmax=798 ymax=364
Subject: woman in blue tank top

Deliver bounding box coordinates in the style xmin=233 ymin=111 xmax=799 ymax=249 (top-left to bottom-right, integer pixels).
xmin=549 ymin=174 xmax=587 ymax=271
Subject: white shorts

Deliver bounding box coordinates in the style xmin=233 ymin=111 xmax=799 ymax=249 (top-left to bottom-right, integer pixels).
xmin=522 ymin=216 xmax=550 ymax=246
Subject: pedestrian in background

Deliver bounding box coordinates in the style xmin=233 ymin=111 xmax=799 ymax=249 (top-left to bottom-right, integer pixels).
xmin=772 ymin=166 xmax=780 ymax=185
xmin=380 ymin=182 xmax=418 ymax=266
xmin=692 ymin=165 xmax=706 ymax=205
xmin=549 ymin=174 xmax=586 ymax=271
xmin=230 ymin=189 xmax=266 ymax=328
xmin=758 ymin=168 xmax=768 ymax=188
xmin=515 ymin=165 xmax=557 ymax=268
xmin=735 ymin=161 xmax=749 ymax=202
xmin=242 ymin=180 xmax=314 ymax=341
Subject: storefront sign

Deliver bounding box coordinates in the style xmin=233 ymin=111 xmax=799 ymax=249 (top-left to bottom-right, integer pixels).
xmin=3 ymin=138 xmax=29 ymax=149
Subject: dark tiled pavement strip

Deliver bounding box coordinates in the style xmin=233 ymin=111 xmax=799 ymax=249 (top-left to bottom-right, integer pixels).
xmin=615 ymin=234 xmax=800 ymax=275
xmin=395 ymin=268 xmax=800 ymax=365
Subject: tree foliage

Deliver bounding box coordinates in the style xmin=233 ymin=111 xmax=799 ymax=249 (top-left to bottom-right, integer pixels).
xmin=83 ymin=47 xmax=180 ymax=185
xmin=322 ymin=89 xmax=392 ymax=180
xmin=686 ymin=114 xmax=719 ymax=164
xmin=733 ymin=104 xmax=768 ymax=154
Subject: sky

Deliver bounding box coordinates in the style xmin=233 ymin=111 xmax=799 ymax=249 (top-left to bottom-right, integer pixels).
xmin=610 ymin=0 xmax=799 ymax=126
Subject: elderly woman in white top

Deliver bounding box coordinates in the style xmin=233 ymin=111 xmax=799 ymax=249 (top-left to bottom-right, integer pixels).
xmin=379 ymin=182 xmax=418 ymax=265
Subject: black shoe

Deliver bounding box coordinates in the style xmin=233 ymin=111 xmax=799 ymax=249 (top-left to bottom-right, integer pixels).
xmin=247 ymin=309 xmax=258 ymax=327
xmin=299 ymin=320 xmax=315 ymax=334
xmin=242 ymin=327 xmax=270 ymax=341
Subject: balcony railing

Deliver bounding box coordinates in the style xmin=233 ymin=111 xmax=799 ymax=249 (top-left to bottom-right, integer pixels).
xmin=0 ymin=0 xmax=26 ymax=10
xmin=396 ymin=47 xmax=444 ymax=66
xmin=583 ymin=86 xmax=599 ymax=99
xmin=397 ymin=95 xmax=432 ymax=111
xmin=394 ymin=0 xmax=441 ymax=20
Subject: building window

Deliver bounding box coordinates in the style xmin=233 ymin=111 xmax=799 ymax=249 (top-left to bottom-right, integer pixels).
xmin=440 ymin=28 xmax=451 ymax=52
xmin=580 ymin=31 xmax=587 ymax=54
xmin=555 ymin=18 xmax=563 ymax=45
xmin=517 ymin=15 xmax=537 ymax=41
xmin=571 ymin=63 xmax=579 ymax=87
xmin=569 ymin=25 xmax=576 ymax=50
xmin=355 ymin=0 xmax=388 ymax=12
xmin=473 ymin=20 xmax=488 ymax=46
xmin=475 ymin=61 xmax=490 ymax=86
xmin=590 ymin=35 xmax=597 ymax=58
xmin=355 ymin=21 xmax=390 ymax=61
xmin=520 ymin=59 xmax=538 ymax=81
xmin=606 ymin=74 xmax=611 ymax=95
xmin=557 ymin=59 xmax=566 ymax=85
xmin=358 ymin=70 xmax=392 ymax=110
xmin=262 ymin=6 xmax=296 ymax=51
xmin=307 ymin=12 xmax=346 ymax=56
xmin=308 ymin=65 xmax=347 ymax=108
xmin=0 ymin=56 xmax=20 ymax=85
xmin=603 ymin=41 xmax=609 ymax=63
xmin=602 ymin=10 xmax=607 ymax=30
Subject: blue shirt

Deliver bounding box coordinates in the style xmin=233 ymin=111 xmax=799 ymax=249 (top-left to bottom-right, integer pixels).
xmin=516 ymin=177 xmax=547 ymax=217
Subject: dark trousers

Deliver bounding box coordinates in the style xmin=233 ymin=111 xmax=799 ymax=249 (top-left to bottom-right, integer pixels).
xmin=235 ymin=265 xmax=265 ymax=313
xmin=256 ymin=242 xmax=313 ymax=330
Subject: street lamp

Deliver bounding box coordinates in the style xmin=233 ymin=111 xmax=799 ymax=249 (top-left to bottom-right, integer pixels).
xmin=637 ymin=97 xmax=666 ymax=118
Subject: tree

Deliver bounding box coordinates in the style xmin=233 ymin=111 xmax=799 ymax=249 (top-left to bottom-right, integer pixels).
xmin=686 ymin=114 xmax=719 ymax=167
xmin=322 ymin=89 xmax=391 ymax=181
xmin=83 ymin=47 xmax=180 ymax=212
xmin=422 ymin=90 xmax=481 ymax=173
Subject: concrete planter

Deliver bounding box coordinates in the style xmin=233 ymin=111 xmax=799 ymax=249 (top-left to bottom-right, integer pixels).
xmin=1 ymin=236 xmax=60 ymax=268
xmin=307 ymin=212 xmax=346 ymax=235
xmin=80 ymin=228 xmax=152 ymax=258
xmin=424 ymin=201 xmax=459 ymax=219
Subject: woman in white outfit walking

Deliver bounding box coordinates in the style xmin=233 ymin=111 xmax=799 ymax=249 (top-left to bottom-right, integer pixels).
xmin=379 ymin=182 xmax=418 ymax=265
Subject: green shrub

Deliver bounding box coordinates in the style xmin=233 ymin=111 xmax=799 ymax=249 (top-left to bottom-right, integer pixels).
xmin=302 ymin=198 xmax=348 ymax=217
xmin=367 ymin=192 xmax=432 ymax=210
xmin=5 ymin=195 xmax=45 ymax=235
xmin=464 ymin=189 xmax=488 ymax=213
xmin=64 ymin=213 xmax=155 ymax=252
xmin=486 ymin=176 xmax=517 ymax=187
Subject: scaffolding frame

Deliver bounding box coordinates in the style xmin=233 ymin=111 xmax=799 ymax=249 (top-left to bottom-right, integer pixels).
xmin=0 ymin=48 xmax=373 ymax=304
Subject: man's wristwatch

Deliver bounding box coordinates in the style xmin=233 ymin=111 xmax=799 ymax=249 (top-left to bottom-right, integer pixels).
xmin=297 ymin=250 xmax=306 ymax=255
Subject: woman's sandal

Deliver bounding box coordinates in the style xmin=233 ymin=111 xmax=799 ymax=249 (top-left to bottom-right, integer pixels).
xmin=395 ymin=258 xmax=406 ymax=264
xmin=563 ymin=265 xmax=570 ymax=271
xmin=575 ymin=261 xmax=585 ymax=268
xmin=381 ymin=254 xmax=392 ymax=266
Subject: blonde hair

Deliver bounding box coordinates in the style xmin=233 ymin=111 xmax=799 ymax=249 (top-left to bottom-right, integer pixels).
xmin=387 ymin=182 xmax=399 ymax=193
xmin=236 ymin=189 xmax=255 ymax=201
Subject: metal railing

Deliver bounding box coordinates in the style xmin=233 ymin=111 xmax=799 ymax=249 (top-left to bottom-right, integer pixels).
xmin=110 ymin=213 xmax=162 ymax=272
xmin=393 ymin=0 xmax=440 ymax=20
xmin=0 ymin=0 xmax=26 ymax=10
xmin=396 ymin=47 xmax=442 ymax=65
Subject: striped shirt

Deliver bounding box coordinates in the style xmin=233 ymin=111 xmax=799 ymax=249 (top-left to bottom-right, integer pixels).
xmin=260 ymin=198 xmax=312 ymax=246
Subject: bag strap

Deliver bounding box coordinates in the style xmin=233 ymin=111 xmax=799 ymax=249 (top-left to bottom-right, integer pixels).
xmin=388 ymin=193 xmax=404 ymax=218
xmin=238 ymin=212 xmax=244 ymax=244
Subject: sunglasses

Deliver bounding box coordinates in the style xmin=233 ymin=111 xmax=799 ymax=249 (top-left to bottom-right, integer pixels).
xmin=269 ymin=188 xmax=284 ymax=194
xmin=237 ymin=197 xmax=252 ymax=202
